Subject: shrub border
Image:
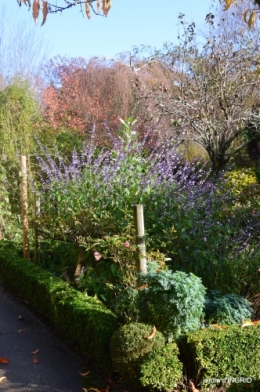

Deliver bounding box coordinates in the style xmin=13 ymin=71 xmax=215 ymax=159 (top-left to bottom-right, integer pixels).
xmin=0 ymin=248 xmax=119 ymax=372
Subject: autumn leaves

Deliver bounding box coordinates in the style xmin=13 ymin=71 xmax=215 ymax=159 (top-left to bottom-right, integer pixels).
xmin=86 ymin=0 xmax=112 ymax=19
xmin=18 ymin=0 xmax=112 ymax=25
xmin=0 ymin=350 xmax=39 ymax=386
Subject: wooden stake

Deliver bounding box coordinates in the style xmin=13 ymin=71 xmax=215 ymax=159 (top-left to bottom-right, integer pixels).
xmin=20 ymin=156 xmax=30 ymax=260
xmin=133 ymin=204 xmax=147 ymax=273
xmin=34 ymin=193 xmax=40 ymax=265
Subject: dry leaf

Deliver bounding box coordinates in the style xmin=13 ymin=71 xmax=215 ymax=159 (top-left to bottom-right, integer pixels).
xmin=189 ymin=380 xmax=200 ymax=392
xmin=33 ymin=357 xmax=40 ymax=363
xmin=33 ymin=0 xmax=40 ymax=24
xmin=0 ymin=358 xmax=9 ymax=364
xmin=136 ymin=284 xmax=148 ymax=290
xmin=248 ymin=11 xmax=256 ymax=28
xmin=0 ymin=377 xmax=7 ymax=383
xmin=242 ymin=320 xmax=260 ymax=328
xmin=18 ymin=329 xmax=26 ymax=333
xmin=223 ymin=0 xmax=237 ymax=11
xmin=209 ymin=324 xmax=228 ymax=329
xmin=79 ymin=370 xmax=90 ymax=376
xmin=41 ymin=1 xmax=48 ymax=26
xmin=96 ymin=0 xmax=100 ymax=13
xmin=85 ymin=1 xmax=91 ymax=19
xmin=244 ymin=9 xmax=250 ymax=23
xmin=106 ymin=0 xmax=112 ymax=16
xmin=89 ymin=388 xmax=101 ymax=392
xmin=31 ymin=349 xmax=40 ymax=355
xmin=102 ymin=0 xmax=107 ymax=16
xmin=146 ymin=325 xmax=156 ymax=339
xmin=82 ymin=389 xmax=88 ymax=392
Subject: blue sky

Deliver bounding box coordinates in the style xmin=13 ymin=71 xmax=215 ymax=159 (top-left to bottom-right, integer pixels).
xmin=6 ymin=0 xmax=213 ymax=61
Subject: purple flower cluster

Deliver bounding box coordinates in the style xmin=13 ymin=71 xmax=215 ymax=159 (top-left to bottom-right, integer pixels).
xmin=35 ymin=124 xmax=260 ymax=278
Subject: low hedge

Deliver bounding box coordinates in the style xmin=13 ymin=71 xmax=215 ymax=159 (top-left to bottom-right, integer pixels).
xmin=110 ymin=322 xmax=183 ymax=391
xmin=179 ymin=325 xmax=260 ymax=391
xmin=0 ymin=247 xmax=118 ymax=372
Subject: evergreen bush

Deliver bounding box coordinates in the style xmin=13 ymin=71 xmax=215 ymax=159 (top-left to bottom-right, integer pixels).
xmin=137 ymin=266 xmax=206 ymax=340
xmin=110 ymin=322 xmax=165 ymax=388
xmin=140 ymin=343 xmax=183 ymax=391
xmin=204 ymin=290 xmax=253 ymax=325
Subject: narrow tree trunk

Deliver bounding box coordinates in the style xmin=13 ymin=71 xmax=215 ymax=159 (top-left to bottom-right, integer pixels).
xmin=74 ymin=245 xmax=85 ymax=278
xmin=20 ymin=156 xmax=30 ymax=260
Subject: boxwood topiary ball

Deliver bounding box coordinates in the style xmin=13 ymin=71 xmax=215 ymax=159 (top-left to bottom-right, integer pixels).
xmin=110 ymin=322 xmax=165 ymax=388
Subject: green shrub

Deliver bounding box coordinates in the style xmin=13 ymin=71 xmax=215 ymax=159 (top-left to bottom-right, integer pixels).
xmin=0 ymin=247 xmax=118 ymax=371
xmin=224 ymin=168 xmax=257 ymax=196
xmin=137 ymin=266 xmax=206 ymax=340
xmin=179 ymin=325 xmax=260 ymax=390
xmin=204 ymin=290 xmax=253 ymax=325
xmin=140 ymin=343 xmax=183 ymax=391
xmin=110 ymin=322 xmax=165 ymax=388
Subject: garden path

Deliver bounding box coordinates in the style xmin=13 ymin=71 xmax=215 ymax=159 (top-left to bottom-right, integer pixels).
xmin=0 ymin=284 xmax=82 ymax=391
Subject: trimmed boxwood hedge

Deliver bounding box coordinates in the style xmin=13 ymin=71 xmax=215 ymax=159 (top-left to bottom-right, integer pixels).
xmin=0 ymin=247 xmax=119 ymax=372
xmin=179 ymin=325 xmax=260 ymax=391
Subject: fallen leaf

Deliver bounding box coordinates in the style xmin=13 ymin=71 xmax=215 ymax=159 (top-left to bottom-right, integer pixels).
xmin=209 ymin=324 xmax=228 ymax=329
xmin=0 ymin=377 xmax=7 ymax=383
xmin=89 ymin=388 xmax=101 ymax=392
xmin=79 ymin=370 xmax=90 ymax=376
xmin=82 ymin=389 xmax=88 ymax=392
xmin=31 ymin=349 xmax=39 ymax=355
xmin=33 ymin=357 xmax=40 ymax=363
xmin=0 ymin=358 xmax=9 ymax=364
xmin=242 ymin=320 xmax=260 ymax=328
xmin=146 ymin=325 xmax=156 ymax=339
xmin=18 ymin=329 xmax=26 ymax=333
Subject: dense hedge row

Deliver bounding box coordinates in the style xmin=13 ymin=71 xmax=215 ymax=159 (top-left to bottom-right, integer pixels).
xmin=0 ymin=247 xmax=118 ymax=372
xmin=1 ymin=247 xmax=260 ymax=391
xmin=179 ymin=326 xmax=260 ymax=390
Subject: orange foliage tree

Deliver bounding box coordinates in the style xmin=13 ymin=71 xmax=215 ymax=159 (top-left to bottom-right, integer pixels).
xmin=41 ymin=56 xmax=134 ymax=141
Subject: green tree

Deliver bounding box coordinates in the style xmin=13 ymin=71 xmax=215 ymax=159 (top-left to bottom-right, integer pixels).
xmin=0 ymin=78 xmax=42 ymax=233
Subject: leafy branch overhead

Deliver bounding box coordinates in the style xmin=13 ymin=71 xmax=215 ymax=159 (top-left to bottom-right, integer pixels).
xmin=223 ymin=0 xmax=260 ymax=27
xmin=16 ymin=0 xmax=112 ymax=25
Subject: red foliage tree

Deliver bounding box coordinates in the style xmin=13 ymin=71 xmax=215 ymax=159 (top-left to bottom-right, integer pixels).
xmin=41 ymin=56 xmax=134 ymax=142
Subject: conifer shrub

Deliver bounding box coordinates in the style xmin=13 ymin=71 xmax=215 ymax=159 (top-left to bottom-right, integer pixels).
xmin=204 ymin=290 xmax=253 ymax=325
xmin=137 ymin=265 xmax=206 ymax=340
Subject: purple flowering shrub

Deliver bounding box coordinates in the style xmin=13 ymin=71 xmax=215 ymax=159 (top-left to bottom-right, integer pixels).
xmin=35 ymin=121 xmax=260 ymax=296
